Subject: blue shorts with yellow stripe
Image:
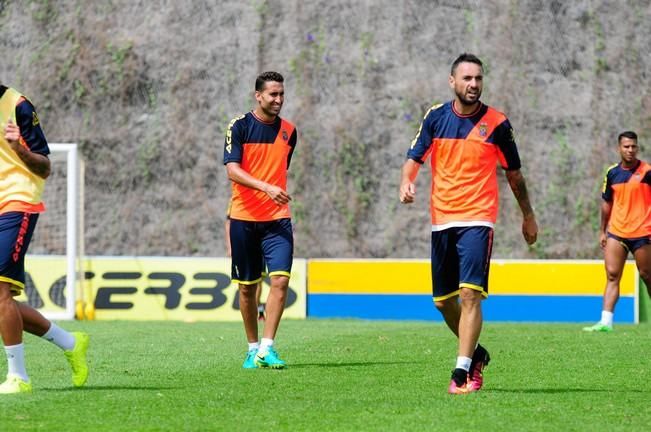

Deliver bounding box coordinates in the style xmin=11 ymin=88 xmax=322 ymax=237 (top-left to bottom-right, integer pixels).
xmin=0 ymin=212 xmax=39 ymax=295
xmin=229 ymin=218 xmax=293 ymax=285
xmin=431 ymin=226 xmax=493 ymax=301
xmin=607 ymin=231 xmax=651 ymax=254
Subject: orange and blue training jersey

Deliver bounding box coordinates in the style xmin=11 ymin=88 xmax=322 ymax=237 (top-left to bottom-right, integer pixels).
xmin=223 ymin=111 xmax=297 ymax=222
xmin=602 ymin=160 xmax=651 ymax=238
xmin=407 ymin=101 xmax=521 ymax=229
xmin=0 ymin=86 xmax=49 ymax=215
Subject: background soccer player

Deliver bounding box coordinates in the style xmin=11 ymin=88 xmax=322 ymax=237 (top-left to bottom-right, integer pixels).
xmin=223 ymin=71 xmax=297 ymax=369
xmin=583 ymin=131 xmax=651 ymax=332
xmin=0 ymin=84 xmax=89 ymax=394
xmin=399 ymin=54 xmax=538 ymax=394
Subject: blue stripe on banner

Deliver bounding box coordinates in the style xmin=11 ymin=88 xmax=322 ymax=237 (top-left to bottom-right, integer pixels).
xmin=308 ymin=294 xmax=439 ymax=321
xmin=484 ymin=295 xmax=635 ymax=323
xmin=307 ymin=294 xmax=636 ymax=323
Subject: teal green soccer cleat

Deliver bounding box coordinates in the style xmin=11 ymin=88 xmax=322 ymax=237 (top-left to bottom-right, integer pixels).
xmin=582 ymin=323 xmax=613 ymax=332
xmin=254 ymin=347 xmax=286 ymax=369
xmin=242 ymin=349 xmax=258 ymax=369
xmin=64 ymin=332 xmax=89 ymax=387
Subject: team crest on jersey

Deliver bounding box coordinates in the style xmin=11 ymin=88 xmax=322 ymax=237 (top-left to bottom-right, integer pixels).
xmin=478 ymin=122 xmax=488 ymax=137
xmin=282 ymin=130 xmax=288 ymax=141
xmin=32 ymin=112 xmax=39 ymax=126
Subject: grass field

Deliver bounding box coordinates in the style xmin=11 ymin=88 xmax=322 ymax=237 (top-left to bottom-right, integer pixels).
xmin=1 ymin=319 xmax=650 ymax=431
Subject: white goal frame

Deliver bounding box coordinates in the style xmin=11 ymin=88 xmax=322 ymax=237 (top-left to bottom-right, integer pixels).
xmin=43 ymin=143 xmax=80 ymax=320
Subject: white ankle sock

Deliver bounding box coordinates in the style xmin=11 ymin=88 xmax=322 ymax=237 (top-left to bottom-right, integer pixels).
xmin=4 ymin=343 xmax=28 ymax=381
xmin=260 ymin=338 xmax=274 ymax=351
xmin=455 ymin=356 xmax=472 ymax=372
xmin=600 ymin=311 xmax=614 ymax=327
xmin=248 ymin=342 xmax=260 ymax=351
xmin=42 ymin=322 xmax=75 ymax=351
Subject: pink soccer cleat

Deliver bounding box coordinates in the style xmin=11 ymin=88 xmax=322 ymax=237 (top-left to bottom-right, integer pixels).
xmin=468 ymin=344 xmax=490 ymax=391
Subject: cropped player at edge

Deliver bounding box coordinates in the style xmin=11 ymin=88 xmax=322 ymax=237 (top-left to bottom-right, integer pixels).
xmin=583 ymin=131 xmax=651 ymax=332
xmin=223 ymin=71 xmax=297 ymax=369
xmin=0 ymin=84 xmax=89 ymax=394
xmin=399 ymin=54 xmax=538 ymax=395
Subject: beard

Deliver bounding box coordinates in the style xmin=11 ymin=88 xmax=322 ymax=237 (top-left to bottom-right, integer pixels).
xmin=455 ymin=88 xmax=481 ymax=106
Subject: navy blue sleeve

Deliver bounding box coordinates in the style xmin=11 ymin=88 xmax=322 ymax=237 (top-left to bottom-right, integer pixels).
xmin=601 ymin=167 xmax=615 ymax=202
xmin=15 ymin=100 xmax=49 ymax=155
xmin=286 ymin=128 xmax=297 ymax=169
xmin=491 ymin=119 xmax=521 ymax=170
xmin=406 ymin=106 xmax=437 ymax=164
xmin=642 ymin=169 xmax=651 ymax=186
xmin=223 ymin=115 xmax=245 ymax=165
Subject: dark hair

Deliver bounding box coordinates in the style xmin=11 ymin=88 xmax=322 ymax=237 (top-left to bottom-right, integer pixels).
xmin=255 ymin=71 xmax=284 ymax=91
xmin=618 ymin=130 xmax=637 ymax=143
xmin=451 ymin=53 xmax=483 ymax=75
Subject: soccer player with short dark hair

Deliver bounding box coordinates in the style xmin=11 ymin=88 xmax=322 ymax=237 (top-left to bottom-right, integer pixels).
xmin=0 ymin=84 xmax=89 ymax=394
xmin=399 ymin=54 xmax=538 ymax=394
xmin=223 ymin=71 xmax=297 ymax=369
xmin=583 ymin=131 xmax=651 ymax=332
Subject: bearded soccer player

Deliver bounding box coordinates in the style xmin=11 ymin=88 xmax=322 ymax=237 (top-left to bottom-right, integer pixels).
xmin=399 ymin=54 xmax=538 ymax=394
xmin=583 ymin=131 xmax=651 ymax=332
xmin=0 ymin=84 xmax=89 ymax=394
xmin=223 ymin=71 xmax=297 ymax=369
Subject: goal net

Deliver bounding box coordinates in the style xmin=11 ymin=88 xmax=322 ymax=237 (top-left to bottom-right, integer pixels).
xmin=22 ymin=143 xmax=83 ymax=320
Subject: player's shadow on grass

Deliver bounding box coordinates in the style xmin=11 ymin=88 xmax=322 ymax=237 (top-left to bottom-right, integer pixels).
xmin=41 ymin=385 xmax=180 ymax=392
xmin=490 ymin=387 xmax=650 ymax=394
xmin=290 ymin=361 xmax=416 ymax=368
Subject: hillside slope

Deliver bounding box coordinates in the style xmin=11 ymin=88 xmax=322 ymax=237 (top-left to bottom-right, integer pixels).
xmin=1 ymin=1 xmax=649 ymax=258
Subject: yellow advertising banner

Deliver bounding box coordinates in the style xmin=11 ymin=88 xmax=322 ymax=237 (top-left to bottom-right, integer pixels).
xmin=19 ymin=256 xmax=69 ymax=313
xmin=308 ymin=259 xmax=637 ymax=296
xmin=23 ymin=256 xmax=307 ymax=321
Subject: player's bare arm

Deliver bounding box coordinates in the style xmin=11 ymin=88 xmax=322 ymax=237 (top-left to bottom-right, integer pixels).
xmin=505 ymin=169 xmax=538 ymax=245
xmin=4 ymin=119 xmax=50 ymax=179
xmin=226 ymin=162 xmax=291 ymax=205
xmin=399 ymin=159 xmax=420 ymax=204
xmin=599 ymin=200 xmax=613 ymax=249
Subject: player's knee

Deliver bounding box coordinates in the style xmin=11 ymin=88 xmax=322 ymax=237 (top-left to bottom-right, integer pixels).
xmin=639 ymin=268 xmax=651 ymax=284
xmin=459 ymin=287 xmax=482 ymax=303
xmin=605 ymin=270 xmax=622 ymax=282
xmin=434 ymin=300 xmax=446 ymax=311
xmin=0 ymin=284 xmax=15 ymax=305
xmin=239 ymin=284 xmax=258 ymax=297
xmin=269 ymin=275 xmax=289 ymax=290
xmin=434 ymin=299 xmax=456 ymax=313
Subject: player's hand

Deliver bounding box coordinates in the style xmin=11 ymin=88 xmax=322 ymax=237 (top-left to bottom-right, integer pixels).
xmin=599 ymin=232 xmax=607 ymax=250
xmin=4 ymin=119 xmax=21 ymax=151
xmin=264 ymin=184 xmax=292 ymax=205
xmin=399 ymin=182 xmax=416 ymax=204
xmin=522 ymin=214 xmax=538 ymax=245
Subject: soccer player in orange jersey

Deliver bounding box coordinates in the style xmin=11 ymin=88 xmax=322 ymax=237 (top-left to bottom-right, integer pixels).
xmin=0 ymin=85 xmax=89 ymax=394
xmin=399 ymin=54 xmax=538 ymax=394
xmin=583 ymin=131 xmax=651 ymax=332
xmin=224 ymin=72 xmax=297 ymax=369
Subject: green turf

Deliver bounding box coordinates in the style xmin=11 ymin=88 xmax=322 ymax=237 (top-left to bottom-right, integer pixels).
xmin=1 ymin=320 xmax=649 ymax=431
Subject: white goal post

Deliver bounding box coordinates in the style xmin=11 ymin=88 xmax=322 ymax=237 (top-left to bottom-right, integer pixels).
xmin=25 ymin=143 xmax=83 ymax=321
